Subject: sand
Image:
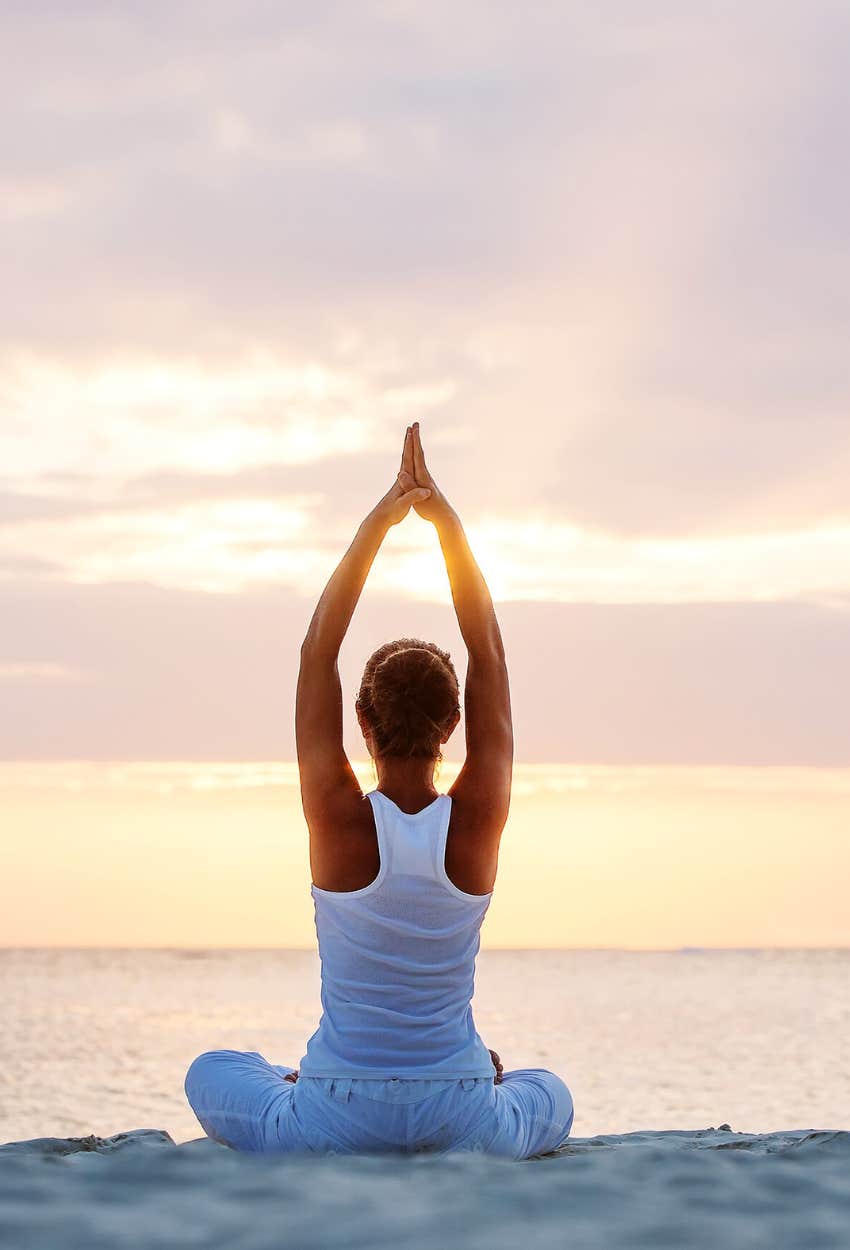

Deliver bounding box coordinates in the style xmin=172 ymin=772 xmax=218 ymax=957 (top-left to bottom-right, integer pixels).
xmin=1 ymin=1126 xmax=848 ymax=1249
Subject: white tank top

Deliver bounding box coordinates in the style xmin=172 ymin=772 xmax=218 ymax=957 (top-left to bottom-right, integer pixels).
xmin=299 ymin=788 xmax=496 ymax=1079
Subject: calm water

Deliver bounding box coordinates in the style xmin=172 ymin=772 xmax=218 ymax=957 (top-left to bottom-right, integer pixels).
xmin=1 ymin=947 xmax=847 ymax=1145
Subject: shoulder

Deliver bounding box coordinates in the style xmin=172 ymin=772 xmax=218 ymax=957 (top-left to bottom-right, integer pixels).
xmin=306 ymin=783 xmax=375 ymax=844
xmin=447 ymin=753 xmax=512 ymax=843
xmin=443 ymin=799 xmax=500 ymax=896
xmin=305 ymin=786 xmax=380 ymax=893
xmin=444 ymin=767 xmax=511 ymax=895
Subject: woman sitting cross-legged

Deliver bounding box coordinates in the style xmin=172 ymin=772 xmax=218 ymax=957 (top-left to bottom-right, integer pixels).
xmin=184 ymin=423 xmax=574 ymax=1158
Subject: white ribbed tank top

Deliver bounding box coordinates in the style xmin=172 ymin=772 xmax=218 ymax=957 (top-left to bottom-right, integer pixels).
xmin=298 ymin=788 xmax=496 ymax=1079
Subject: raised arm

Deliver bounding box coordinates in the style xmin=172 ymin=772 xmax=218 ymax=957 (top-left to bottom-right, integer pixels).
xmin=296 ymin=431 xmax=430 ymax=875
xmin=409 ymin=423 xmax=513 ymax=848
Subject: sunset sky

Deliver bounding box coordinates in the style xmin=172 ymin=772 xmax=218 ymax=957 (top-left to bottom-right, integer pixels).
xmin=2 ymin=2 xmax=849 ymax=947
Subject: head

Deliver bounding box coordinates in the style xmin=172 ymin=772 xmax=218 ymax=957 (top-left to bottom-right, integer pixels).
xmin=356 ymin=637 xmax=461 ymax=765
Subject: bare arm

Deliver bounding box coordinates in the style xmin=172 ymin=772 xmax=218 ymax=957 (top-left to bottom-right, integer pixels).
xmin=409 ymin=424 xmax=513 ymax=846
xmin=300 ymin=512 xmax=390 ymax=662
xmin=437 ymin=513 xmax=507 ymax=663
xmin=296 ymin=430 xmax=430 ymax=881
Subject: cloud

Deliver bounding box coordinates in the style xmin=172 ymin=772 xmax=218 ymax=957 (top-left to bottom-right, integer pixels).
xmin=0 ymin=662 xmax=91 ymax=684
xmin=3 ymin=438 xmax=850 ymax=601
xmin=0 ymin=552 xmax=65 ymax=576
xmin=2 ymin=470 xmax=850 ymax=600
xmin=0 ymin=1 xmax=847 ymax=539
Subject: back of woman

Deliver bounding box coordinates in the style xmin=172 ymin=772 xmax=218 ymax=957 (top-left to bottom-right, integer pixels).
xmin=184 ymin=424 xmax=574 ymax=1159
xmin=301 ymin=789 xmax=494 ymax=1078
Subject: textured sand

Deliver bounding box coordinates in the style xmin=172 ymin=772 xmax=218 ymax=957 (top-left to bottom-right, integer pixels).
xmin=1 ymin=1126 xmax=848 ymax=1249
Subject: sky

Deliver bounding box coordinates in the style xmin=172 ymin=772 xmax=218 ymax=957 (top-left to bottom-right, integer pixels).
xmin=4 ymin=761 xmax=850 ymax=948
xmin=1 ymin=2 xmax=849 ymax=946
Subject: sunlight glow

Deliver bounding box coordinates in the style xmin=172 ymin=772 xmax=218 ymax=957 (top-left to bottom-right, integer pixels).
xmin=2 ymin=761 xmax=848 ymax=948
xmin=4 ymin=493 xmax=850 ymax=601
xmin=1 ymin=351 xmax=385 ymax=478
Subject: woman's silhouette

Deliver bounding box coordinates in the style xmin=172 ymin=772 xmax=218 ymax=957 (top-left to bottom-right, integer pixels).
xmin=185 ymin=424 xmax=574 ymax=1157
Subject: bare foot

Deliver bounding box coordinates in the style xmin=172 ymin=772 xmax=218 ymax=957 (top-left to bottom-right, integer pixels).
xmin=488 ymin=1049 xmax=504 ymax=1085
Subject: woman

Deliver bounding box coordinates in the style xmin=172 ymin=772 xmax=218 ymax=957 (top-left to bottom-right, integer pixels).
xmin=184 ymin=423 xmax=574 ymax=1158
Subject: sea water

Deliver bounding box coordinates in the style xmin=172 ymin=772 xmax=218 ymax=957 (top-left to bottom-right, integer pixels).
xmin=1 ymin=946 xmax=847 ymax=1145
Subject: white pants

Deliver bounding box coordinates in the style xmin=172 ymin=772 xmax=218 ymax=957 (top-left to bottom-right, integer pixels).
xmin=185 ymin=1049 xmax=574 ymax=1160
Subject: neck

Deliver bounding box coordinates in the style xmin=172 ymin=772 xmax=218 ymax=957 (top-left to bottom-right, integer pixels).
xmin=373 ymin=755 xmax=439 ymax=808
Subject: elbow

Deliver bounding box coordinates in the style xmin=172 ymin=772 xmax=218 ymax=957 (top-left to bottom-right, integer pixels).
xmin=300 ymin=623 xmax=323 ymax=653
xmin=468 ymin=635 xmax=507 ymax=669
xmin=300 ymin=632 xmax=336 ymax=664
xmin=477 ymin=620 xmax=507 ymax=663
xmin=491 ymin=633 xmax=507 ymax=664
xmin=496 ymin=715 xmax=514 ymax=756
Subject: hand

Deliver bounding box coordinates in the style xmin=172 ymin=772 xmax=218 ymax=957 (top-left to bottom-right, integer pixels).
xmin=283 ymin=1069 xmax=299 ymax=1084
xmin=408 ymin=422 xmax=457 ymax=527
xmin=372 ymin=426 xmax=432 ymax=527
xmin=488 ymin=1048 xmax=504 ymax=1085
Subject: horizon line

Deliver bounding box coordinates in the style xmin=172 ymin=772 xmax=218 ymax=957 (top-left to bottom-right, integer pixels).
xmin=2 ymin=758 xmax=850 ymax=770
xmin=3 ymin=944 xmax=848 ymax=954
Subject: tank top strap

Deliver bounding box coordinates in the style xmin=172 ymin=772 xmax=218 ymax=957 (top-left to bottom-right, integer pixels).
xmin=366 ymin=790 xmax=451 ymax=881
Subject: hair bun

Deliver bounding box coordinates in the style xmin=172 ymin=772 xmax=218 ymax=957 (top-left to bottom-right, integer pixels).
xmin=373 ymin=650 xmax=438 ymax=722
xmin=358 ymin=638 xmax=460 ymax=760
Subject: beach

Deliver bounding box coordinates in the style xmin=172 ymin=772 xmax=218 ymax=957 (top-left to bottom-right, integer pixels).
xmin=1 ymin=947 xmax=848 ymax=1246
xmin=2 ymin=947 xmax=849 ymax=1144
xmin=4 ymin=0 xmax=849 ymax=1240
xmin=2 ymin=1125 xmax=849 ymax=1249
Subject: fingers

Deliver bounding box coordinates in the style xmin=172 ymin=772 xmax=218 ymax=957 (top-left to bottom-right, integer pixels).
xmin=412 ymin=421 xmax=429 ymax=482
xmin=402 ymin=425 xmax=415 ymax=477
xmin=399 ymin=487 xmax=431 ymax=507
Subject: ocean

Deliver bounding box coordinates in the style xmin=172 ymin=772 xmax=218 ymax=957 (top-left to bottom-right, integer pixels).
xmin=2 ymin=946 xmax=847 ymax=1146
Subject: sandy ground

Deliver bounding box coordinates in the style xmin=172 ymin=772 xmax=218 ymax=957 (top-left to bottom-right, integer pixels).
xmin=1 ymin=1125 xmax=848 ymax=1249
